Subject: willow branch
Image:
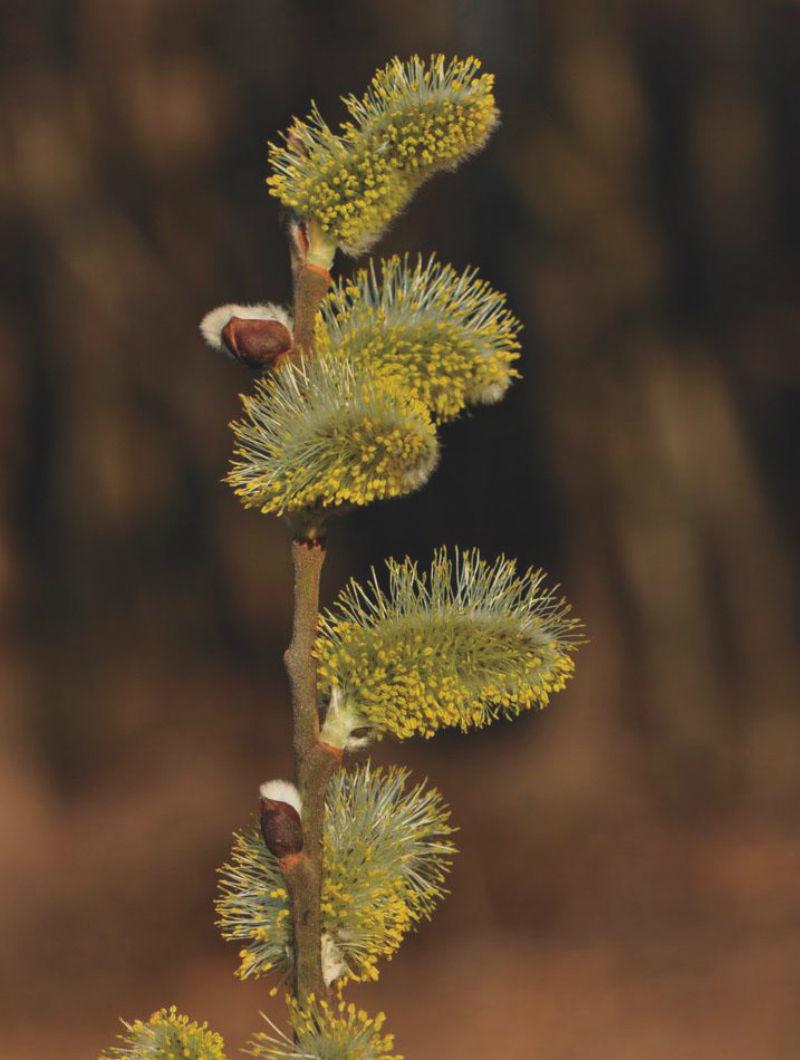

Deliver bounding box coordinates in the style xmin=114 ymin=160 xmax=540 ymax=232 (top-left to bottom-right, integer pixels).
xmin=282 ymin=538 xmax=339 ymax=1000
xmin=281 ymin=233 xmax=339 ymax=1002
xmin=292 ymin=264 xmax=332 ymax=357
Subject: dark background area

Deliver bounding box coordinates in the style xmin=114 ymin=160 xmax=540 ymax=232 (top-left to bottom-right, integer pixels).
xmin=1 ymin=1 xmax=799 ymax=1057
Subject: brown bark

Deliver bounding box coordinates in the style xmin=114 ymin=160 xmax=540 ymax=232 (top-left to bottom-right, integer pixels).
xmin=282 ymin=523 xmax=340 ymax=1001
xmin=291 ymin=264 xmax=332 ymax=358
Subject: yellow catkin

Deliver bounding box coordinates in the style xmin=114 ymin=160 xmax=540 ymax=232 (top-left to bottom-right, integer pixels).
xmin=317 ymin=621 xmax=575 ymax=739
xmin=246 ymin=995 xmax=402 ymax=1060
xmin=227 ymin=356 xmax=439 ymax=517
xmin=316 ymin=255 xmax=522 ymax=422
xmin=316 ymin=548 xmax=582 ymax=741
xmin=216 ymin=766 xmax=454 ymax=985
xmin=267 ymin=56 xmax=499 ymax=254
xmin=99 ymin=1006 xmax=227 ymax=1060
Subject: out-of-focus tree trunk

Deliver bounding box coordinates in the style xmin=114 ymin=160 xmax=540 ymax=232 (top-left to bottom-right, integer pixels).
xmin=505 ymin=0 xmax=798 ymax=815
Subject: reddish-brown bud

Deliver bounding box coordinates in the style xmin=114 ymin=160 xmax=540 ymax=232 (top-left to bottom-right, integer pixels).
xmin=221 ymin=316 xmax=293 ymax=370
xmin=260 ymin=797 xmax=304 ymax=859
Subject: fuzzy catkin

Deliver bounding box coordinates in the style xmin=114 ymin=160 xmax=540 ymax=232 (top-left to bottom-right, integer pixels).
xmin=317 ymin=548 xmax=582 ymax=741
xmin=245 ymin=997 xmax=401 ymax=1060
xmin=267 ymin=55 xmax=498 ymax=255
xmin=316 ymin=254 xmax=521 ymax=421
xmin=216 ymin=765 xmax=455 ymax=985
xmin=227 ymin=355 xmax=439 ymax=517
xmin=99 ymin=1007 xmax=228 ymax=1060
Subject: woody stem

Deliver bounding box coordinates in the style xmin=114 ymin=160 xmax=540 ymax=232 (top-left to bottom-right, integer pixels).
xmin=281 ymin=234 xmax=339 ymax=1001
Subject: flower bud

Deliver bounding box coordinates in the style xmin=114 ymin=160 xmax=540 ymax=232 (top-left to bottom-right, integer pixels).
xmin=221 ymin=316 xmax=292 ymax=369
xmin=199 ymin=302 xmax=293 ymax=370
xmin=258 ymin=780 xmax=303 ymax=859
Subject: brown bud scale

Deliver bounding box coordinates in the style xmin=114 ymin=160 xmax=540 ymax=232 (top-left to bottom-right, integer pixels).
xmin=260 ymin=797 xmax=304 ymax=859
xmin=221 ymin=316 xmax=293 ymax=370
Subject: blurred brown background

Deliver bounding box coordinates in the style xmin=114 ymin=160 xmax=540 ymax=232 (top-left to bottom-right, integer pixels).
xmin=1 ymin=1 xmax=799 ymax=1057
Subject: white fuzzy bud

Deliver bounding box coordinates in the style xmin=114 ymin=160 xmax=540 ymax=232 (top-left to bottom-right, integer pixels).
xmin=200 ymin=302 xmax=293 ymax=353
xmin=259 ymin=779 xmax=302 ymax=817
